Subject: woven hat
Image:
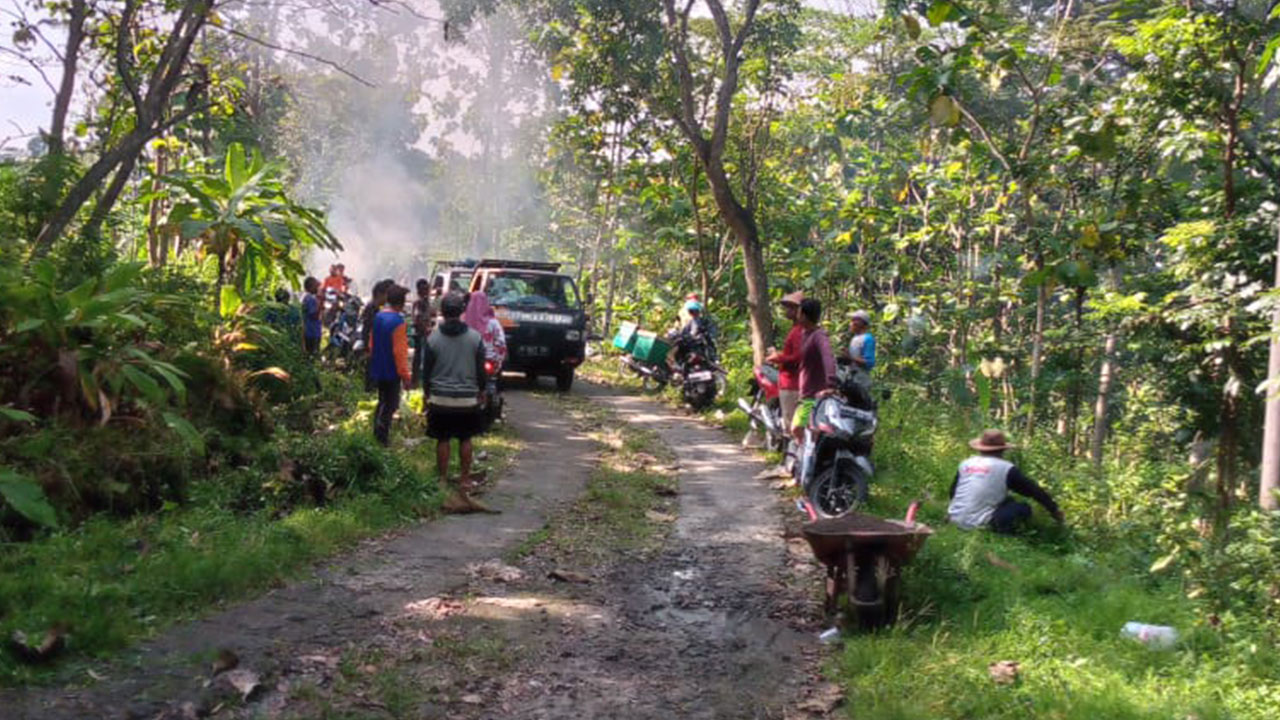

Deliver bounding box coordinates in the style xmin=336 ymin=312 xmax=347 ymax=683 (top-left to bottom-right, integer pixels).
xmin=780 ymin=291 xmax=805 ymax=306
xmin=969 ymin=429 xmax=1013 ymax=452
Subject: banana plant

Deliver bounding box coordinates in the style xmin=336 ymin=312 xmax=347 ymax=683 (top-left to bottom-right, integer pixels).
xmin=162 ymin=143 xmax=342 ymax=317
xmin=0 ymin=260 xmax=195 ymax=447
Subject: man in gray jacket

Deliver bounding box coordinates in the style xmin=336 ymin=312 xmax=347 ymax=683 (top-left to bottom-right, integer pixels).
xmin=948 ymin=429 xmax=1064 ymax=533
xmin=422 ymin=291 xmax=488 ymax=493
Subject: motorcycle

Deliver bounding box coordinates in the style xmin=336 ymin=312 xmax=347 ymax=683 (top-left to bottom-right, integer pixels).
xmin=325 ymin=292 xmax=364 ymax=369
xmin=481 ymin=357 xmax=504 ymax=429
xmin=620 ymin=330 xmax=726 ymax=410
xmin=796 ymin=364 xmax=879 ymax=518
xmin=737 ymin=364 xmax=790 ymax=453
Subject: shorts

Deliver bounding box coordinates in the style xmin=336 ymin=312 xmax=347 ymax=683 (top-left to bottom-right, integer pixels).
xmin=792 ymin=398 xmax=816 ymax=431
xmin=426 ymin=404 xmax=485 ymax=441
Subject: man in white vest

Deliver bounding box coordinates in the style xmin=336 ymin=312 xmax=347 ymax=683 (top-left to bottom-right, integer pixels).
xmin=948 ymin=429 xmax=1063 ymax=533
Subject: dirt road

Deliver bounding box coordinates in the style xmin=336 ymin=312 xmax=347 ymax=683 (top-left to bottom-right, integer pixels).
xmin=8 ymin=384 xmax=830 ymax=719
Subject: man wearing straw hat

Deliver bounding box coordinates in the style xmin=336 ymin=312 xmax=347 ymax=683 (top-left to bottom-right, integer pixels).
xmin=948 ymin=429 xmax=1064 ymax=533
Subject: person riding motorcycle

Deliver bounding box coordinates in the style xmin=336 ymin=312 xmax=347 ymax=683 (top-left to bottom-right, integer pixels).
xmin=673 ymin=300 xmax=717 ymax=364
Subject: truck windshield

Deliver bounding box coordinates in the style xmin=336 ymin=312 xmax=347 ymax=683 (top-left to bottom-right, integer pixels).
xmin=486 ymin=273 xmax=580 ymax=310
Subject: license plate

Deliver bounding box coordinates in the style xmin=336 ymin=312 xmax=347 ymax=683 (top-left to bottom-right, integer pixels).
xmin=518 ymin=345 xmax=549 ymax=357
xmin=688 ymin=371 xmax=713 ymax=381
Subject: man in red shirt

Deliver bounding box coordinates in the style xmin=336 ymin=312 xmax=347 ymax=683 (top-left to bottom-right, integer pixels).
xmin=765 ymin=291 xmax=805 ymax=430
xmin=791 ymin=298 xmax=836 ymax=444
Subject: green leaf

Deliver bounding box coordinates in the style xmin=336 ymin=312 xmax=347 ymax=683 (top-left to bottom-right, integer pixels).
xmin=1257 ymin=35 xmax=1280 ymax=76
xmin=162 ymin=412 xmax=205 ymax=454
xmin=926 ymin=1 xmax=957 ymax=27
xmin=121 ymin=365 xmax=165 ymax=405
xmin=929 ymin=94 xmax=959 ymax=126
xmin=903 ymin=14 xmax=921 ymax=40
xmin=220 ymin=285 xmax=243 ymax=318
xmin=13 ymin=318 xmax=45 ymax=333
xmin=0 ymin=407 xmax=37 ymax=424
xmin=0 ymin=470 xmax=58 ymax=528
xmin=225 ymin=142 xmax=248 ymax=190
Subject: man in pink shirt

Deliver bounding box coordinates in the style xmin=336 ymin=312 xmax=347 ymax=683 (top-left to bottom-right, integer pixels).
xmin=791 ymin=298 xmax=836 ymax=444
xmin=765 ymin=291 xmax=806 ymax=429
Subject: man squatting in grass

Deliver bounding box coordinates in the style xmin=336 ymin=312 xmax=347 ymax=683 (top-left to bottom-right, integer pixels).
xmin=370 ymin=285 xmax=413 ymax=446
xmin=422 ymin=291 xmax=489 ymax=494
xmin=948 ymin=429 xmax=1065 ymax=534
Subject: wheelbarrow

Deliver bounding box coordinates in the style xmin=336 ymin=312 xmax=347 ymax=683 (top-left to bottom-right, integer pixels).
xmin=801 ymin=508 xmax=932 ymax=629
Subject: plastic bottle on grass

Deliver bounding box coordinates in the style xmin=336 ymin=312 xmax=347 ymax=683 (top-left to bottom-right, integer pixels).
xmin=1121 ymin=622 xmax=1179 ymax=649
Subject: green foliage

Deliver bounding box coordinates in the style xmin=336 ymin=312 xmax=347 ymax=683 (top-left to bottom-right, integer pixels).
xmin=0 ymin=260 xmax=191 ymax=428
xmin=0 ymin=469 xmax=57 ymax=529
xmin=833 ymin=390 xmax=1280 ymax=719
xmin=161 ymin=142 xmax=342 ymax=311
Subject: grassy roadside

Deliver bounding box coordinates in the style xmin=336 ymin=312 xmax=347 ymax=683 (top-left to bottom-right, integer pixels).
xmin=828 ymin=394 xmax=1280 ymax=720
xmin=0 ymin=382 xmax=519 ymax=687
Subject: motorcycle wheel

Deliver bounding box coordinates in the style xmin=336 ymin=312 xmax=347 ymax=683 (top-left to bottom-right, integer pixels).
xmin=641 ymin=370 xmax=667 ymax=392
xmin=686 ymin=382 xmax=717 ymax=411
xmin=807 ymin=462 xmax=865 ymax=518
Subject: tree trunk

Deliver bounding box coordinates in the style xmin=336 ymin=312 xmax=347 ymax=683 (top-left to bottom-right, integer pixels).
xmin=30 ymin=132 xmax=148 ymax=258
xmin=1259 ymin=221 xmax=1280 ymax=510
xmin=47 ymin=0 xmax=89 ymax=155
xmin=83 ymin=152 xmax=140 ymax=241
xmin=1091 ymin=330 xmax=1118 ymax=466
xmin=1026 ymin=281 xmax=1047 ymax=433
xmin=704 ymin=162 xmax=772 ymax=363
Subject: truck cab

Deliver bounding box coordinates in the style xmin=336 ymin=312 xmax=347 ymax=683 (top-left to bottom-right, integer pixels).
xmin=468 ymin=259 xmax=586 ymax=391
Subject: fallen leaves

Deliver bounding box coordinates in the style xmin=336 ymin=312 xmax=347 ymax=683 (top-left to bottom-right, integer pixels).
xmin=211 ymin=648 xmax=240 ymax=675
xmin=8 ymin=624 xmax=67 ymax=664
xmin=645 ymin=510 xmax=677 ymax=524
xmin=547 ymin=569 xmax=592 ymax=584
xmin=405 ymin=596 xmax=467 ymax=620
xmin=796 ymin=682 xmax=845 ymax=715
xmin=221 ymin=668 xmax=263 ymax=701
xmin=988 ymin=660 xmax=1020 ymax=685
xmin=467 ymin=559 xmax=524 ymax=583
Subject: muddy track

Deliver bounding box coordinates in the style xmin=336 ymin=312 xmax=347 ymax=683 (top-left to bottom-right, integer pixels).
xmin=484 ymin=386 xmax=825 ymax=720
xmin=7 ymin=384 xmax=830 ymax=719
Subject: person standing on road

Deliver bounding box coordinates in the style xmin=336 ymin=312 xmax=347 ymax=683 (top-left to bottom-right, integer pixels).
xmin=362 ymin=279 xmax=394 ymax=391
xmin=422 ymin=291 xmax=490 ymax=500
xmin=301 ymin=277 xmax=322 ymax=357
xmin=791 ymin=298 xmax=837 ymax=444
xmin=948 ymin=429 xmax=1064 ymax=534
xmin=412 ymin=278 xmax=433 ymax=385
xmin=765 ymin=291 xmax=805 ymax=430
xmin=370 ymin=285 xmax=413 ymax=446
xmin=462 ymin=291 xmax=508 ymax=367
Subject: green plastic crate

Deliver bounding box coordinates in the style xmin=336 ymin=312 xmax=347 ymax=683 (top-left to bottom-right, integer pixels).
xmin=613 ymin=321 xmax=639 ymax=353
xmin=631 ymin=331 xmax=671 ymax=364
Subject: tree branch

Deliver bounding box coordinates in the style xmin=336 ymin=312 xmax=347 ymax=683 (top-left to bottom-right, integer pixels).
xmin=215 ymin=24 xmax=378 ymax=88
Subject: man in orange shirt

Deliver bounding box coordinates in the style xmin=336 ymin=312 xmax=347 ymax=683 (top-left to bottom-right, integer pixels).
xmin=370 ymin=285 xmax=412 ymax=446
xmin=321 ymin=263 xmax=348 ymax=295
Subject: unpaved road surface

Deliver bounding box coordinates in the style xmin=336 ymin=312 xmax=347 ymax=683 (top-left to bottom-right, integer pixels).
xmin=7 ymin=384 xmax=831 ymax=719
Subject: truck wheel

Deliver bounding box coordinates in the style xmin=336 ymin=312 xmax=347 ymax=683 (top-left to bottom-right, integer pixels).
xmin=555 ymin=368 xmax=575 ymax=392
xmin=526 ymin=371 xmax=539 ymax=387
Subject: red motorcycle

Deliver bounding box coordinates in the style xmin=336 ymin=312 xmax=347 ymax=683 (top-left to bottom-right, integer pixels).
xmin=737 ymin=364 xmax=789 ymax=453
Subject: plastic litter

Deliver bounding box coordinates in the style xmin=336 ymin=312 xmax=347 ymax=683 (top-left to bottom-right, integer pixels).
xmin=818 ymin=627 xmax=841 ymax=644
xmin=1121 ymin=622 xmax=1179 ymax=649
